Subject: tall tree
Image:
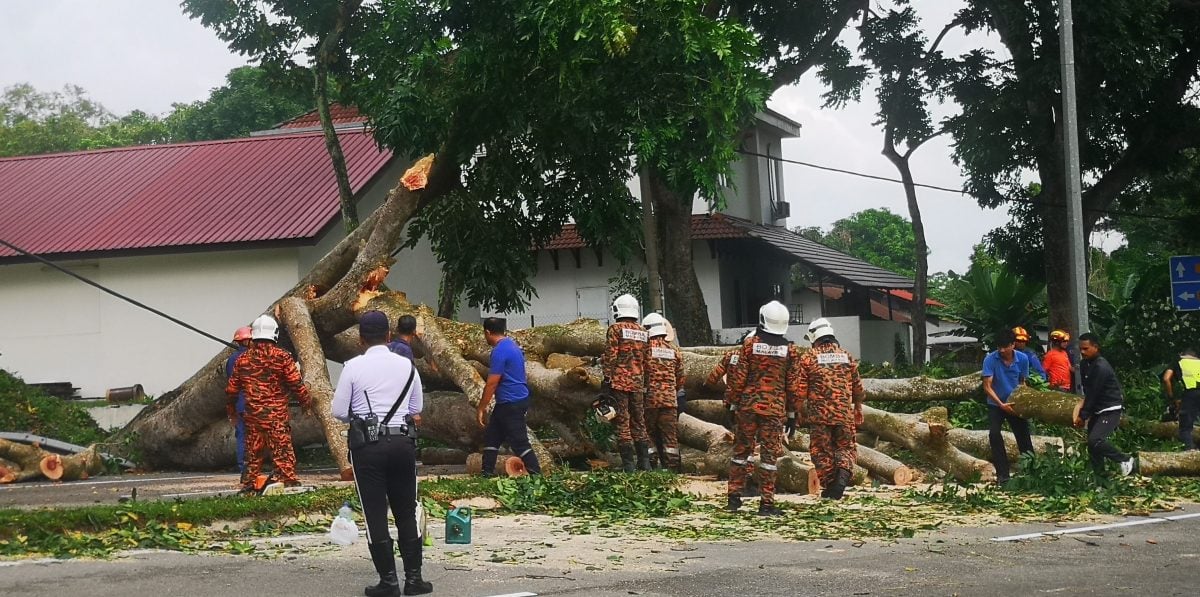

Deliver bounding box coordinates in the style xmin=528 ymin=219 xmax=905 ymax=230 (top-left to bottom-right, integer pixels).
xmin=0 ymin=84 xmax=171 ymax=157
xmin=850 ymin=4 xmax=961 ymax=366
xmin=644 ymin=0 xmax=869 ymax=345
xmin=947 ymin=0 xmax=1200 ymax=334
xmin=183 ymin=0 xmax=364 ymax=232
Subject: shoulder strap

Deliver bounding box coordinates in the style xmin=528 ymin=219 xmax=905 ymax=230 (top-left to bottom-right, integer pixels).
xmin=381 ymin=365 xmax=417 ymax=426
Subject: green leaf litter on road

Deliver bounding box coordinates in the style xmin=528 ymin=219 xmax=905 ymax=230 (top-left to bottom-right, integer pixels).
xmin=1 ymin=470 xmax=1197 ymax=559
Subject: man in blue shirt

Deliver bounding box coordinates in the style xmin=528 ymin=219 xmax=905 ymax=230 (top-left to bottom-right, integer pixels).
xmin=476 ymin=317 xmax=541 ymax=476
xmin=982 ymin=329 xmax=1036 ymax=484
xmin=388 ymin=315 xmax=418 ymax=361
xmin=224 ymin=326 xmax=252 ymax=473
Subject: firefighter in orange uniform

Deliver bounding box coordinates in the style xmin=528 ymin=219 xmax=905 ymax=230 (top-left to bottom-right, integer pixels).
xmin=726 ymin=301 xmax=802 ymax=516
xmin=226 ymin=314 xmax=312 ymax=493
xmin=796 ymin=318 xmax=865 ymax=499
xmin=642 ymin=313 xmax=685 ymax=472
xmin=602 ymin=294 xmax=651 ymax=472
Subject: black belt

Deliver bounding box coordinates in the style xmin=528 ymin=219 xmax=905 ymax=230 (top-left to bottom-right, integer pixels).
xmin=382 ymin=425 xmax=409 ymax=436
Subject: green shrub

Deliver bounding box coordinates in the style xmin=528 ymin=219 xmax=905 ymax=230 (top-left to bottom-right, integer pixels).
xmin=0 ymin=370 xmax=106 ymax=445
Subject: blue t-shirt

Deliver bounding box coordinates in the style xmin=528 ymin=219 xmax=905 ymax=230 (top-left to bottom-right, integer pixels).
xmin=489 ymin=337 xmax=529 ymax=403
xmin=388 ymin=338 xmax=414 ymax=361
xmin=982 ymin=350 xmax=1028 ymax=405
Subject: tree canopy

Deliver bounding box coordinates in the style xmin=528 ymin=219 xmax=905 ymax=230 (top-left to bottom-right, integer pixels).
xmin=0 ymin=67 xmax=313 ymax=158
xmin=796 ymin=208 xmax=919 ymax=277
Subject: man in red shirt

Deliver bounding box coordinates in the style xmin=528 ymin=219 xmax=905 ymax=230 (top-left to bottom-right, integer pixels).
xmin=1042 ymin=329 xmax=1074 ymax=392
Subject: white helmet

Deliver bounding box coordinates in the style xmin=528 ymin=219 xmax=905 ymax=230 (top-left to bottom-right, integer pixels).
xmin=806 ymin=317 xmax=836 ymax=344
xmin=642 ymin=312 xmax=668 ymax=337
xmin=251 ymin=314 xmax=280 ymax=342
xmin=758 ymin=300 xmax=789 ymax=335
xmin=611 ymin=294 xmax=640 ymax=320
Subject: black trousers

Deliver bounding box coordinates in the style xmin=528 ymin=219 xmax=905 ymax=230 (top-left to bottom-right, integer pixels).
xmin=988 ymin=405 xmax=1034 ymax=482
xmin=482 ymin=401 xmax=541 ymax=475
xmin=350 ymin=434 xmax=418 ymax=544
xmin=1086 ymin=410 xmax=1131 ymax=473
xmin=1179 ymin=390 xmax=1200 ymax=450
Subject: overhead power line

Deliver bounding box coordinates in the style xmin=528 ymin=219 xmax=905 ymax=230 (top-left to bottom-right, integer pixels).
xmin=736 ymin=149 xmax=1182 ymax=223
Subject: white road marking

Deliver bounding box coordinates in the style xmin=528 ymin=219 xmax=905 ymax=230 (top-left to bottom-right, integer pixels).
xmin=992 ymin=511 xmax=1200 ymax=542
xmin=482 ymin=593 xmax=538 ymax=597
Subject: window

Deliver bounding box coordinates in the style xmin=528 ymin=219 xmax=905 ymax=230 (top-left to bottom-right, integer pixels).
xmin=789 ymin=304 xmax=803 ymax=325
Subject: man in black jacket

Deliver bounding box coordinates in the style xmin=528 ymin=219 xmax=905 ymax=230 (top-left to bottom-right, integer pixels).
xmin=1073 ymin=333 xmax=1135 ymax=477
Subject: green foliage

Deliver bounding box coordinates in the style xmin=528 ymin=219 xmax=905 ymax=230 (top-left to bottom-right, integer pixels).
xmin=0 ymin=370 xmax=106 ymax=446
xmin=420 ymin=471 xmax=690 ymax=521
xmin=947 ymin=1 xmax=1200 ymax=293
xmin=932 ymin=263 xmax=1046 ymax=347
xmin=0 ymin=84 xmax=169 ymax=157
xmin=164 ymin=66 xmax=313 ymax=141
xmin=333 ymin=0 xmax=765 ymax=312
xmin=793 ymin=208 xmax=918 ymax=277
xmin=583 ymin=409 xmax=617 ymax=453
xmin=0 ymin=487 xmax=352 ymax=558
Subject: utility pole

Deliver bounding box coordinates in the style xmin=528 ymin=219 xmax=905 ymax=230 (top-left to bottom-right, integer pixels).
xmin=1060 ymin=0 xmax=1089 ymax=392
xmin=640 ymin=166 xmax=664 ymax=313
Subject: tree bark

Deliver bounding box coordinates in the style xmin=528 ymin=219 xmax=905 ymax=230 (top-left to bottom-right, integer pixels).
xmin=881 ymin=150 xmax=929 ymax=367
xmin=312 ymin=0 xmax=364 ymax=233
xmin=944 ymin=428 xmax=1064 ymax=463
xmin=1007 ymin=386 xmax=1200 ymax=443
xmin=647 ymin=168 xmax=712 ymax=345
xmin=640 ymin=166 xmax=664 ymax=312
xmin=1136 ymin=451 xmax=1200 ymax=477
xmin=278 ymin=297 xmax=350 ymax=478
xmin=859 ymin=404 xmax=996 ymax=482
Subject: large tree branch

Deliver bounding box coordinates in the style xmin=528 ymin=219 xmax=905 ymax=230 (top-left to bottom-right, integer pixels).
xmin=314 ymin=0 xmax=365 ymax=232
xmin=769 ymin=0 xmax=867 ymax=91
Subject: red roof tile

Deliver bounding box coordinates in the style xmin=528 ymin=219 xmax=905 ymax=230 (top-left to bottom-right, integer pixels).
xmin=276 ymin=104 xmax=367 ymax=129
xmin=887 ymin=289 xmax=945 ymax=308
xmin=541 ymin=214 xmax=746 ymax=250
xmin=0 ymin=130 xmax=393 ymax=259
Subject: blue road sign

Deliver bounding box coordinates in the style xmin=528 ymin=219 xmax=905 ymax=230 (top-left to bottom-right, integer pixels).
xmin=1170 ymin=256 xmax=1200 ymax=311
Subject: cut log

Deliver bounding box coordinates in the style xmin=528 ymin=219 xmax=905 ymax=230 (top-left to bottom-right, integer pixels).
xmin=859 ymin=405 xmax=996 ymax=483
xmin=776 ymin=453 xmax=823 ymax=495
xmin=678 ymin=413 xmax=734 ymax=452
xmin=1007 ymin=386 xmax=1200 ymax=443
xmin=853 ymin=443 xmax=914 ymax=485
xmin=862 ymin=374 xmax=983 ymax=402
xmin=683 ymin=399 xmax=733 ymax=427
xmin=1136 ymin=451 xmax=1200 ymax=477
xmin=39 ymin=446 xmax=104 ymax=481
xmin=944 ymin=428 xmax=1065 ymax=463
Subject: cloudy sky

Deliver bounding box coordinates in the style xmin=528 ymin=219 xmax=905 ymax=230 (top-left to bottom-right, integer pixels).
xmin=3 ymin=2 xmax=1113 ymax=274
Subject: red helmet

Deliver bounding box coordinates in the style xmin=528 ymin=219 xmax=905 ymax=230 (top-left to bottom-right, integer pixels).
xmin=1049 ymin=329 xmax=1070 ymax=342
xmin=233 ymin=326 xmax=253 ymax=342
xmin=1012 ymin=326 xmax=1031 ymax=342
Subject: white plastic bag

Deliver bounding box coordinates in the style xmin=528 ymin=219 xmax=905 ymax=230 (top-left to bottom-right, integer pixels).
xmin=328 ymin=514 xmax=359 ymax=546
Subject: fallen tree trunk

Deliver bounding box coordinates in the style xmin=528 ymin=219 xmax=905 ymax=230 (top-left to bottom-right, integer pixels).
xmin=859 ymin=405 xmax=996 ymax=483
xmin=944 ymin=428 xmax=1064 ymax=464
xmin=678 ymin=413 xmax=734 ymax=452
xmin=1007 ymin=386 xmax=1200 ymax=444
xmin=1136 ymin=450 xmax=1200 ymax=477
xmin=851 ymin=442 xmax=913 ymax=485
xmin=279 ymin=297 xmax=350 ymax=478
xmin=39 ymin=446 xmax=103 ymax=481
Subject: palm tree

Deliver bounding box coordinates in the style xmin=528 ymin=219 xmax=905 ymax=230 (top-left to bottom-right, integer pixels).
xmin=934 ymin=265 xmax=1046 ymax=347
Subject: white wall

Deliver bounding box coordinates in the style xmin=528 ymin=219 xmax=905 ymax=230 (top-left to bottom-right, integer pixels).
xmin=0 ymin=248 xmax=299 ymax=398
xmin=860 ymin=320 xmax=911 ymax=365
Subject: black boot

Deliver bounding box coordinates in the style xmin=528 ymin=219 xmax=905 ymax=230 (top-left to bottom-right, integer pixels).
xmin=365 ymin=540 xmax=401 ymax=597
xmin=635 ymin=441 xmax=651 ymax=471
xmin=725 ymin=493 xmax=743 ymax=512
xmin=399 ymin=538 xmax=433 ymax=595
xmin=826 ymin=468 xmax=853 ymax=500
xmin=480 ymin=449 xmax=499 ymax=477
xmin=757 ymin=502 xmax=785 ymax=517
xmin=618 ymin=443 xmax=636 ymax=473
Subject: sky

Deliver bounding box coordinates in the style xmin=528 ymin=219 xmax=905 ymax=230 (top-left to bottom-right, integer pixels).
xmin=0 ymin=2 xmax=1116 ymax=274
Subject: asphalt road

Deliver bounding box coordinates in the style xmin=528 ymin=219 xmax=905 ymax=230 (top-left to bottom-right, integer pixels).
xmin=2 ymin=505 xmax=1197 ymax=597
